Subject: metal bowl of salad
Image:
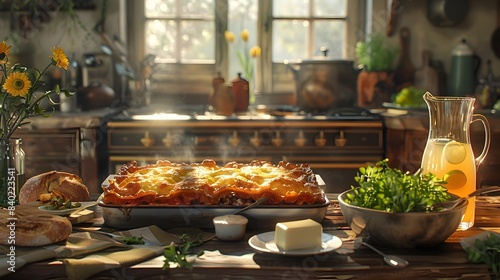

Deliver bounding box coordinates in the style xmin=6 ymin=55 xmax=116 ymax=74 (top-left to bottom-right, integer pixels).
xmin=338 ymin=159 xmax=467 ymax=249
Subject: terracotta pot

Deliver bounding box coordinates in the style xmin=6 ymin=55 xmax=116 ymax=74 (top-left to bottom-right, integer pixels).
xmin=231 ymin=73 xmax=249 ymax=112
xmin=357 ymin=71 xmax=394 ymax=108
xmin=211 ymin=84 xmax=235 ymax=116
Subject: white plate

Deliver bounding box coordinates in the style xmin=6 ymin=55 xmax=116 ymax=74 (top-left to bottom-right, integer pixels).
xmin=248 ymin=231 xmax=342 ymax=256
xmin=38 ymin=201 xmax=97 ymax=216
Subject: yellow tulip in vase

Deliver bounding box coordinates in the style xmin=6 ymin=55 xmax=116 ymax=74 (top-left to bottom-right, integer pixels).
xmin=0 ymin=41 xmax=70 ymax=207
xmin=225 ymin=29 xmax=261 ymax=105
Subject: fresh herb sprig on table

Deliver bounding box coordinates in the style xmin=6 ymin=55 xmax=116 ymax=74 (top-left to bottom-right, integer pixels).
xmin=466 ymin=233 xmax=500 ymax=276
xmin=345 ymin=159 xmax=451 ymax=212
xmin=163 ymin=234 xmax=205 ymax=270
xmin=122 ymin=236 xmax=145 ymax=245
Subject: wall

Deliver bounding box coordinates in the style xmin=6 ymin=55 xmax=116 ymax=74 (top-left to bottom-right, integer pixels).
xmin=1 ymin=0 xmax=498 ymax=100
xmin=374 ymin=0 xmax=499 ymax=84
xmin=0 ymin=0 xmax=123 ymax=70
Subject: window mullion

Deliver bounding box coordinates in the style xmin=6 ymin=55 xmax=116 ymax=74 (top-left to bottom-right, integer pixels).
xmin=215 ymin=0 xmax=229 ymax=80
xmin=175 ymin=0 xmax=182 ymax=63
xmin=258 ymin=0 xmax=272 ymax=95
xmin=309 ymin=0 xmax=314 ymax=57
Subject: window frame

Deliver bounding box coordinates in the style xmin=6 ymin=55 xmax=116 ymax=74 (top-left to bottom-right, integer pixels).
xmin=127 ymin=0 xmax=366 ymax=102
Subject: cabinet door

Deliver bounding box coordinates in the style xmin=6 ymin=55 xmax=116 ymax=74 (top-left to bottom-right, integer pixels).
xmin=14 ymin=129 xmax=80 ymax=178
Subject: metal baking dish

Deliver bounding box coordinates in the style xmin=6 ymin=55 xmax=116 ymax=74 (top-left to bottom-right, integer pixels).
xmin=99 ymin=175 xmax=330 ymax=230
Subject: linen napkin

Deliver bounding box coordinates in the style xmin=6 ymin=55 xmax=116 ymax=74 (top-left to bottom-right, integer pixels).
xmin=0 ymin=232 xmax=127 ymax=278
xmin=137 ymin=250 xmax=259 ymax=269
xmin=194 ymin=250 xmax=258 ymax=268
xmin=1 ymin=225 xmax=212 ymax=279
xmin=62 ymin=245 xmax=165 ymax=280
xmin=62 ymin=225 xmax=213 ymax=280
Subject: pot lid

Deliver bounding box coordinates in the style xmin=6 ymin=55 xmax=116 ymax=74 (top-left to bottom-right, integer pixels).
xmin=285 ymin=47 xmax=355 ymax=64
xmin=297 ymin=59 xmax=355 ymax=64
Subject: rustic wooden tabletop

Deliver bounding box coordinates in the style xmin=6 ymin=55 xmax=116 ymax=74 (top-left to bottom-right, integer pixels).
xmin=2 ymin=196 xmax=499 ymax=280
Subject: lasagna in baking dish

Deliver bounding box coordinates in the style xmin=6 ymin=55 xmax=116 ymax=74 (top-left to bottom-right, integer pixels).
xmin=102 ymin=159 xmax=326 ymax=206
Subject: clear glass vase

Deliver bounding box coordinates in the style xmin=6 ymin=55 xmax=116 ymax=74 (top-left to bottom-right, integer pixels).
xmin=0 ymin=138 xmax=25 ymax=208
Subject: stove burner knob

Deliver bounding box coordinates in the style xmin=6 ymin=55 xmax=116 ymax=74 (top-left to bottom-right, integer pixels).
xmin=315 ymin=130 xmax=326 ymax=147
xmin=294 ymin=130 xmax=307 ymax=147
xmin=228 ymin=130 xmax=241 ymax=148
xmin=334 ymin=130 xmax=347 ymax=147
xmin=272 ymin=131 xmax=283 ymax=147
xmin=162 ymin=131 xmax=174 ymax=148
xmin=250 ymin=131 xmax=261 ymax=148
xmin=140 ymin=131 xmax=155 ymax=147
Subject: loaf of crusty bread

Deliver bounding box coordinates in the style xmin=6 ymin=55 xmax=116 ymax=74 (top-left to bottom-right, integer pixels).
xmin=19 ymin=171 xmax=90 ymax=204
xmin=0 ymin=209 xmax=72 ymax=246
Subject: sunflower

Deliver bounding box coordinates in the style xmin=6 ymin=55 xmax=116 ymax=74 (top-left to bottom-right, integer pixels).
xmin=0 ymin=43 xmax=70 ymax=140
xmin=50 ymin=46 xmax=69 ymax=70
xmin=3 ymin=72 xmax=32 ymax=97
xmin=0 ymin=41 xmax=11 ymax=63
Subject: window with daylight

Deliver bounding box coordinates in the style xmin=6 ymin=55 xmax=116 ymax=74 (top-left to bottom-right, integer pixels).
xmin=127 ymin=0 xmax=365 ymax=103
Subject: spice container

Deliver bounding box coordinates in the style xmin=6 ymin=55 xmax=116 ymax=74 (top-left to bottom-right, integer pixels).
xmin=210 ymin=72 xmax=225 ymax=107
xmin=231 ymin=73 xmax=249 ymax=112
xmin=211 ymin=84 xmax=235 ymax=116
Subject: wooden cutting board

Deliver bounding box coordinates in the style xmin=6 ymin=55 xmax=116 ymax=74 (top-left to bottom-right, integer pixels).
xmin=67 ymin=209 xmax=95 ymax=225
xmin=414 ymin=50 xmax=440 ymax=94
xmin=394 ymin=27 xmax=416 ymax=90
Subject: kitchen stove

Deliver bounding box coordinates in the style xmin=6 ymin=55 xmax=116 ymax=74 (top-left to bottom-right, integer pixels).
xmin=107 ymin=106 xmax=384 ymax=194
xmin=117 ymin=105 xmax=381 ymax=121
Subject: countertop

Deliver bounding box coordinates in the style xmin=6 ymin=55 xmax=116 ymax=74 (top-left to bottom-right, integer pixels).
xmin=19 ymin=107 xmax=124 ymax=130
xmin=378 ymin=108 xmax=500 ymax=132
xmin=14 ymin=106 xmax=500 ymax=132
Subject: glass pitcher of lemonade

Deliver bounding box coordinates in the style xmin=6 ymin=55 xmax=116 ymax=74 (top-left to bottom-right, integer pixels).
xmin=421 ymin=92 xmax=490 ymax=231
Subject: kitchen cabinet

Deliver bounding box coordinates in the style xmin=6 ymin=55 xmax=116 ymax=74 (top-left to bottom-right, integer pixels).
xmin=13 ymin=128 xmax=102 ymax=195
xmin=10 ymin=109 xmax=119 ymax=196
xmin=384 ymin=113 xmax=500 ymax=187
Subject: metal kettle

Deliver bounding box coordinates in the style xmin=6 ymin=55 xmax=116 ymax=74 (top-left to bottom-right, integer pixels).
xmin=450 ymin=39 xmax=480 ymax=96
xmin=77 ymin=81 xmax=116 ymax=111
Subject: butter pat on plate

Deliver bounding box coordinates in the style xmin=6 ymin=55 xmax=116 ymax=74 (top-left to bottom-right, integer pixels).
xmin=275 ymin=219 xmax=323 ymax=251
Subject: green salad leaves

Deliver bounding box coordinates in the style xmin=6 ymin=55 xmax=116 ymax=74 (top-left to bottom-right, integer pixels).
xmin=345 ymin=159 xmax=451 ymax=212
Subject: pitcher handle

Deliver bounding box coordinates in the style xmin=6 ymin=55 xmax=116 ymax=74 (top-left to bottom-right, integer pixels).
xmin=472 ymin=114 xmax=490 ymax=168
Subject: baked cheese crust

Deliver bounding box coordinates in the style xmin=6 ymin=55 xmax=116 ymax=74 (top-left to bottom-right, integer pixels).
xmin=102 ymin=159 xmax=326 ymax=206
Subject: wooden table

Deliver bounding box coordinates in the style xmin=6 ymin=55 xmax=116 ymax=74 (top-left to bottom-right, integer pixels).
xmin=3 ymin=196 xmax=500 ymax=280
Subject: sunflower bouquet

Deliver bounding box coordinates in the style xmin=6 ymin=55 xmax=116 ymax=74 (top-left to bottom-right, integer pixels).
xmin=0 ymin=42 xmax=70 ymax=141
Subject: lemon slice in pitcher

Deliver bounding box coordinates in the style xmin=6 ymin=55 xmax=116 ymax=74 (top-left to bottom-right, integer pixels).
xmin=444 ymin=141 xmax=467 ymax=164
xmin=444 ymin=170 xmax=467 ymax=189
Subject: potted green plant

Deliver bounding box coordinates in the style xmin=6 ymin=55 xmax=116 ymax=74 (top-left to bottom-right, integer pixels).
xmin=355 ymin=33 xmax=399 ymax=108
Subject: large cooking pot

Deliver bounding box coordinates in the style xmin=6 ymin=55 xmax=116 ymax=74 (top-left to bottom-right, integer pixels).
xmin=286 ymin=56 xmax=360 ymax=112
